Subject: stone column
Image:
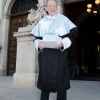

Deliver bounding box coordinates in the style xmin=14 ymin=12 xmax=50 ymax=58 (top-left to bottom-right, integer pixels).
xmin=13 ymin=32 xmax=39 ymax=86
xmin=0 ymin=12 xmax=10 ymax=76
xmin=38 ymin=0 xmax=45 ymax=6
xmin=0 ymin=45 xmax=2 ymax=75
xmin=57 ymin=0 xmax=63 ymax=14
xmin=0 ymin=0 xmax=3 ymax=19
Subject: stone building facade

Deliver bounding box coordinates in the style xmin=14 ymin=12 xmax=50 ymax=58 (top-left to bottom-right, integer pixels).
xmin=0 ymin=0 xmax=64 ymax=85
xmin=0 ymin=0 xmax=100 ymax=85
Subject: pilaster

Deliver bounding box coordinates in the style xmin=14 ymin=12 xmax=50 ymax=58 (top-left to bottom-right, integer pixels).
xmin=13 ymin=32 xmax=39 ymax=86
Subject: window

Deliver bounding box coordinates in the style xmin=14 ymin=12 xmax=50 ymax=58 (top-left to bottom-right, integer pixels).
xmin=11 ymin=0 xmax=38 ymax=14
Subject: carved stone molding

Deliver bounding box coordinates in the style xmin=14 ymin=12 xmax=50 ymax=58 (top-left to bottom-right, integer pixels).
xmin=2 ymin=12 xmax=10 ymax=19
xmin=13 ymin=32 xmax=35 ymax=42
xmin=2 ymin=0 xmax=7 ymax=10
xmin=4 ymin=0 xmax=16 ymax=14
xmin=16 ymin=36 xmax=35 ymax=42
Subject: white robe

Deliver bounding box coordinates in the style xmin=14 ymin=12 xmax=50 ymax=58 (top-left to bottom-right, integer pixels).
xmin=31 ymin=14 xmax=76 ymax=51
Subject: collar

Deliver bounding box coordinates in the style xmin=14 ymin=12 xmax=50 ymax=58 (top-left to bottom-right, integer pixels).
xmin=47 ymin=14 xmax=57 ymax=19
xmin=44 ymin=14 xmax=58 ymax=20
xmin=48 ymin=15 xmax=55 ymax=19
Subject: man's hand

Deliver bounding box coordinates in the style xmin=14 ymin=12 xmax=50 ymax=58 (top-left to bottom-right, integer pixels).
xmin=54 ymin=43 xmax=63 ymax=49
xmin=38 ymin=44 xmax=45 ymax=50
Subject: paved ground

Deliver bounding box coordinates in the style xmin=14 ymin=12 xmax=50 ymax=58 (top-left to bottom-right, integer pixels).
xmin=0 ymin=76 xmax=100 ymax=100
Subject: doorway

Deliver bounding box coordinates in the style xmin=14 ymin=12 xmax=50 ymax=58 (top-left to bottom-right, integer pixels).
xmin=7 ymin=0 xmax=38 ymax=75
xmin=78 ymin=13 xmax=100 ymax=78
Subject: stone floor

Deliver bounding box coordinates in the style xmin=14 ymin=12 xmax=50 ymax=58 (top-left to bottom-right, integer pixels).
xmin=0 ymin=76 xmax=100 ymax=100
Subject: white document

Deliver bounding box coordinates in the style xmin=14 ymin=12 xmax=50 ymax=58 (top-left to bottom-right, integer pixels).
xmin=38 ymin=40 xmax=57 ymax=48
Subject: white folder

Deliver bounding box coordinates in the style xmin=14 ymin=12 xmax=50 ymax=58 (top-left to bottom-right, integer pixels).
xmin=38 ymin=40 xmax=57 ymax=48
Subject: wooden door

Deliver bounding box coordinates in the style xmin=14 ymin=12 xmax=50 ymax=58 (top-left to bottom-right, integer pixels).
xmin=7 ymin=13 xmax=28 ymax=75
xmin=7 ymin=0 xmax=38 ymax=75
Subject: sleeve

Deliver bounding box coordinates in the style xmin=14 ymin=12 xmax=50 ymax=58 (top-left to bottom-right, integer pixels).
xmin=31 ymin=23 xmax=43 ymax=52
xmin=60 ymin=18 xmax=77 ymax=51
xmin=34 ymin=39 xmax=43 ymax=52
xmin=66 ymin=18 xmax=77 ymax=33
xmin=31 ymin=23 xmax=40 ymax=37
xmin=60 ymin=37 xmax=72 ymax=52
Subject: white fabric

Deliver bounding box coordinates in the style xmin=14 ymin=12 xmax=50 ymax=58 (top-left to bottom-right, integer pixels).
xmin=61 ymin=37 xmax=71 ymax=51
xmin=48 ymin=14 xmax=56 ymax=19
xmin=34 ymin=39 xmax=43 ymax=53
xmin=31 ymin=14 xmax=76 ymax=37
xmin=43 ymin=34 xmax=62 ymax=44
xmin=31 ymin=14 xmax=76 ymax=51
xmin=34 ymin=39 xmax=39 ymax=51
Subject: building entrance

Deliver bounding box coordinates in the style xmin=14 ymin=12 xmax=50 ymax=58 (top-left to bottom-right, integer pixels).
xmin=7 ymin=0 xmax=38 ymax=75
xmin=78 ymin=13 xmax=100 ymax=78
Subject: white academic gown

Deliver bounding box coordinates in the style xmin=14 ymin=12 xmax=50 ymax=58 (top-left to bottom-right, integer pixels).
xmin=31 ymin=14 xmax=76 ymax=52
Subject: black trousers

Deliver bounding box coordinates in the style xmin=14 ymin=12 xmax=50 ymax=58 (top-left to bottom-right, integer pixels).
xmin=40 ymin=91 xmax=67 ymax=100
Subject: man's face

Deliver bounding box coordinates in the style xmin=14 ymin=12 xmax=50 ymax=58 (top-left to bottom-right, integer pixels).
xmin=46 ymin=0 xmax=58 ymax=16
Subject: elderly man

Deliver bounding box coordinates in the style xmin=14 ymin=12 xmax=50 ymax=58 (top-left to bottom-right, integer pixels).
xmin=31 ymin=0 xmax=77 ymax=100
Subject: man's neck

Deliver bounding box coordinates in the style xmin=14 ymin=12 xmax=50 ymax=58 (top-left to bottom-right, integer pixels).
xmin=49 ymin=14 xmax=57 ymax=18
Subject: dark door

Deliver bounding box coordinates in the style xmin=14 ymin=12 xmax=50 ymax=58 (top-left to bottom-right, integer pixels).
xmin=79 ymin=14 xmax=100 ymax=77
xmin=80 ymin=37 xmax=97 ymax=76
xmin=7 ymin=0 xmax=38 ymax=75
xmin=7 ymin=14 xmax=28 ymax=75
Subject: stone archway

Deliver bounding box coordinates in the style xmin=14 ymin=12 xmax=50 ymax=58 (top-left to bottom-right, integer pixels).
xmin=3 ymin=0 xmax=16 ymax=75
xmin=0 ymin=0 xmax=16 ymax=76
xmin=75 ymin=6 xmax=100 ymax=36
xmin=2 ymin=0 xmax=38 ymax=75
xmin=4 ymin=0 xmax=16 ymax=14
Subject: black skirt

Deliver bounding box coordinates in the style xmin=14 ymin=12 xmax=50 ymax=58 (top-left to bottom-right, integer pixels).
xmin=37 ymin=48 xmax=70 ymax=92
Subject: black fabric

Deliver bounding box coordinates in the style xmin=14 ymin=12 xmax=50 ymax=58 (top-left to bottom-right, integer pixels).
xmin=40 ymin=91 xmax=50 ymax=100
xmin=35 ymin=36 xmax=43 ymax=40
xmin=33 ymin=27 xmax=77 ymax=42
xmin=36 ymin=28 xmax=77 ymax=92
xmin=60 ymin=46 xmax=64 ymax=50
xmin=59 ymin=27 xmax=77 ymax=42
xmin=40 ymin=91 xmax=67 ymax=100
xmin=37 ymin=48 xmax=70 ymax=92
xmin=57 ymin=91 xmax=67 ymax=100
xmin=38 ymin=48 xmax=41 ymax=52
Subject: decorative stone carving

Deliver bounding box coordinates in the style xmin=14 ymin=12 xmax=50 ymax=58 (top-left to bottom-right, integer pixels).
xmin=18 ymin=4 xmax=46 ymax=32
xmin=2 ymin=12 xmax=10 ymax=19
xmin=4 ymin=0 xmax=16 ymax=14
xmin=27 ymin=0 xmax=64 ymax=26
xmin=43 ymin=0 xmax=47 ymax=5
xmin=40 ymin=5 xmax=46 ymax=18
xmin=27 ymin=9 xmax=36 ymax=25
xmin=2 ymin=0 xmax=7 ymax=8
xmin=57 ymin=0 xmax=63 ymax=6
xmin=27 ymin=4 xmax=46 ymax=26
